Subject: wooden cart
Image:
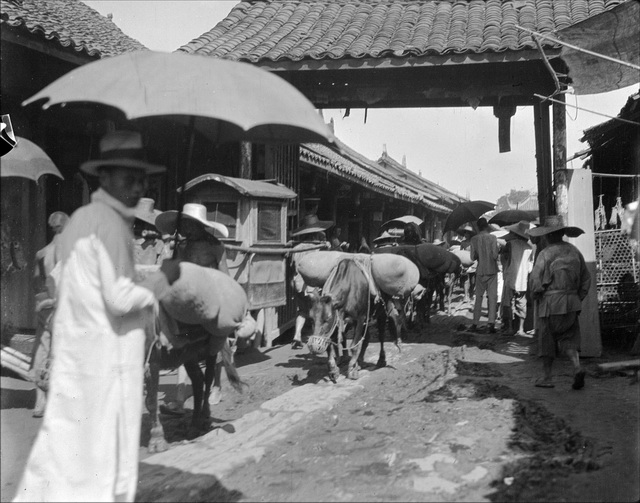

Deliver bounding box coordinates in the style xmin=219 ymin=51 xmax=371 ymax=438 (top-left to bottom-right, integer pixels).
xmin=181 ymin=174 xmax=298 ymax=347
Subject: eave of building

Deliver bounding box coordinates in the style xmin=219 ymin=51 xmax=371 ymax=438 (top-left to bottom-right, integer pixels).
xmin=300 ymin=143 xmax=451 ymax=214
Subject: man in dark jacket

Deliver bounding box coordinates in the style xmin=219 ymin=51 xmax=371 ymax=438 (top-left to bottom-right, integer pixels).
xmin=528 ymin=215 xmax=590 ymax=390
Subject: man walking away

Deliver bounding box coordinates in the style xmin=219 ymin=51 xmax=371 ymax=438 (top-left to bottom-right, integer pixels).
xmin=528 ymin=215 xmax=590 ymax=390
xmin=467 ymin=217 xmax=499 ymax=333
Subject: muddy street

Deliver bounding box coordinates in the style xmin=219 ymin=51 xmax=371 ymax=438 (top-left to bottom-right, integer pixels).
xmin=3 ymin=306 xmax=639 ymax=502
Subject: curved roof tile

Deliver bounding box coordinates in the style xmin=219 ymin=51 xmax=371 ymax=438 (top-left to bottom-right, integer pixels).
xmin=178 ymin=0 xmax=624 ymax=62
xmin=300 ymin=136 xmax=461 ymax=214
xmin=1 ymin=0 xmax=146 ymax=58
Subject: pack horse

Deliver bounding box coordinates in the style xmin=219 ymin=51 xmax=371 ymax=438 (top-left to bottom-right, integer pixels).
xmin=303 ymin=253 xmax=420 ymax=382
xmin=139 ymin=262 xmax=257 ymax=453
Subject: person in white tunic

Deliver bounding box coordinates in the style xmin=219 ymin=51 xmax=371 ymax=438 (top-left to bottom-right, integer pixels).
xmin=13 ymin=131 xmax=181 ymax=503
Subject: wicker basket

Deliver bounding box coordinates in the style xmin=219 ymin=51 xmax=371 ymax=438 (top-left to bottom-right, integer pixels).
xmin=307 ymin=335 xmax=330 ymax=355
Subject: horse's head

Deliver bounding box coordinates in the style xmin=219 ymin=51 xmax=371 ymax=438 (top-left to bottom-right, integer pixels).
xmin=309 ymin=293 xmax=338 ymax=339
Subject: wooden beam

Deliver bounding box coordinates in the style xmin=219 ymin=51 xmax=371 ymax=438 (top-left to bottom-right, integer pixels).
xmin=287 ymin=60 xmax=557 ymax=109
xmin=533 ymin=101 xmax=554 ymax=220
xmin=250 ymin=49 xmax=562 ymax=72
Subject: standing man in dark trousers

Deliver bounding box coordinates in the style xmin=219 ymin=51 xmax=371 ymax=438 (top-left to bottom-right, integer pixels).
xmin=467 ymin=217 xmax=499 ymax=333
xmin=528 ymin=215 xmax=590 ymax=390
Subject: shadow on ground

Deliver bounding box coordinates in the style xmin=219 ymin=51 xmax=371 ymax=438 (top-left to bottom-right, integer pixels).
xmin=136 ymin=463 xmax=243 ymax=502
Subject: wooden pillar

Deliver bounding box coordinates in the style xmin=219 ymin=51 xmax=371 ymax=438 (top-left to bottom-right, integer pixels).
xmin=239 ymin=141 xmax=252 ymax=179
xmin=553 ymin=94 xmax=569 ymax=222
xmin=533 ymin=101 xmax=554 ymax=220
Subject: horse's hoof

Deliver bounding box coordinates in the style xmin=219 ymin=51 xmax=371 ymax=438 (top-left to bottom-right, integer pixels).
xmin=148 ymin=437 xmax=169 ymax=453
xmin=376 ymin=358 xmax=386 ymax=369
xmin=348 ymin=368 xmax=360 ymax=380
xmin=329 ymin=369 xmax=340 ymax=383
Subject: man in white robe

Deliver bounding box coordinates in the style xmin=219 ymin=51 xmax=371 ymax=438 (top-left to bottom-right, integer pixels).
xmin=14 ymin=131 xmax=180 ymax=503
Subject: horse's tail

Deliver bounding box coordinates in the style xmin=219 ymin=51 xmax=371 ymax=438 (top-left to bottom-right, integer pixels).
xmin=221 ymin=338 xmax=248 ymax=393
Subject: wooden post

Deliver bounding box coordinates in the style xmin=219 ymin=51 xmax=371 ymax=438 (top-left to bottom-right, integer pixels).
xmin=239 ymin=142 xmax=252 ymax=179
xmin=533 ymin=101 xmax=554 ymax=220
xmin=263 ymin=307 xmax=278 ymax=348
xmin=553 ymin=94 xmax=568 ymax=222
xmin=252 ymin=308 xmax=265 ymax=349
xmin=493 ymin=105 xmax=517 ymax=153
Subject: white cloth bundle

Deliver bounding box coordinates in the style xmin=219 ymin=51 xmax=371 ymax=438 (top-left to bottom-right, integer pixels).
xmin=137 ymin=262 xmax=255 ymax=339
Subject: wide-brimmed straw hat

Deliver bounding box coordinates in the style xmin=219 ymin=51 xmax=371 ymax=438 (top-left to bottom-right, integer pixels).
xmin=373 ymin=231 xmax=394 ymax=243
xmin=155 ymin=203 xmax=229 ymax=238
xmin=80 ymin=130 xmax=166 ymax=176
xmin=134 ymin=198 xmax=162 ymax=227
xmin=527 ymin=215 xmax=584 ymax=238
xmin=504 ymin=220 xmax=531 ymax=240
xmin=291 ymin=213 xmax=334 ymax=237
xmin=457 ymin=224 xmax=476 ymax=236
xmin=432 ymin=238 xmax=447 ymax=246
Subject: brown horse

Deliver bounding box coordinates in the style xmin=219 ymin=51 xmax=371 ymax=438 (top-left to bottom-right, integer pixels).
xmin=308 ymin=258 xmax=402 ymax=382
xmin=374 ymin=243 xmax=461 ymax=325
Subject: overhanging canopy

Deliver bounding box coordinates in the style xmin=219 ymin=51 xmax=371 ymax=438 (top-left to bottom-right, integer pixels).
xmin=557 ymin=0 xmax=640 ymax=95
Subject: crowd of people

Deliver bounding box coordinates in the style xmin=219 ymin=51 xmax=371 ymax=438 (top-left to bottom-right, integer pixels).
xmin=12 ymin=128 xmax=593 ymax=502
xmin=451 ymin=215 xmax=590 ymax=390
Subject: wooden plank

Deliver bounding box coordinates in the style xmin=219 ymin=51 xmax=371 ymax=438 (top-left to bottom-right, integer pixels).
xmin=1 ymin=345 xmax=31 ymax=364
xmin=597 ymin=359 xmax=640 ymax=372
xmin=1 ymin=348 xmax=32 ymax=381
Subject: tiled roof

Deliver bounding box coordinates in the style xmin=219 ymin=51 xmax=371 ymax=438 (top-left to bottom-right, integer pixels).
xmin=178 ymin=0 xmax=625 ymax=63
xmin=301 ymin=138 xmax=455 ymax=213
xmin=581 ymin=91 xmax=640 ymax=145
xmin=1 ymin=0 xmax=147 ymax=58
xmin=376 ymin=151 xmax=464 ymax=206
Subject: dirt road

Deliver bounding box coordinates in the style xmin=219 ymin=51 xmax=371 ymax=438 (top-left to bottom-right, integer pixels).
xmin=2 ymin=304 xmax=639 ymax=502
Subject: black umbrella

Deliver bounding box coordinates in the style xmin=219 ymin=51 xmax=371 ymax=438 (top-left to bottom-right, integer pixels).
xmin=488 ymin=209 xmax=538 ymax=227
xmin=380 ymin=215 xmax=424 ymax=231
xmin=443 ymin=200 xmax=495 ymax=234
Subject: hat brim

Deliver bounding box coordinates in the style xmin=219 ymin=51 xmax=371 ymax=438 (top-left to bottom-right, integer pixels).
xmin=80 ymin=158 xmax=166 ymax=176
xmin=504 ymin=230 xmax=529 ymax=240
xmin=528 ymin=225 xmax=584 ymax=238
xmin=134 ymin=209 xmax=161 ymax=227
xmin=155 ymin=211 xmax=229 ymax=238
xmin=291 ymin=221 xmax=334 ymax=237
